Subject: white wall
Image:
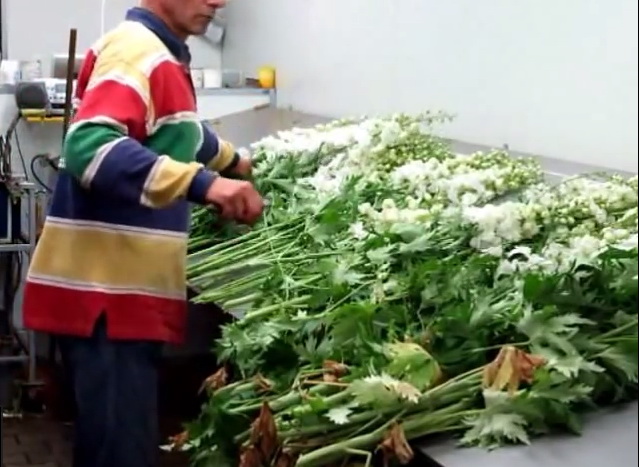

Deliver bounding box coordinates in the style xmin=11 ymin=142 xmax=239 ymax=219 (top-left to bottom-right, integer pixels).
xmin=222 ymin=0 xmax=638 ymax=173
xmin=4 ymin=0 xmax=222 ymax=71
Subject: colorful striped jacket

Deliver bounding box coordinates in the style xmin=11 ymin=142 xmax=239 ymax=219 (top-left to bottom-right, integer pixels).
xmin=23 ymin=8 xmax=238 ymax=343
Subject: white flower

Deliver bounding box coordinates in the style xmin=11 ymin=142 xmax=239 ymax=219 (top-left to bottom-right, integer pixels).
xmin=615 ymin=233 xmax=638 ymax=250
xmin=326 ymin=406 xmax=353 ymax=425
xmin=349 ymin=222 xmax=368 ymax=240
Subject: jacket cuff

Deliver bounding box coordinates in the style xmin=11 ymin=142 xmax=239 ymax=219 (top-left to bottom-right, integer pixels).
xmin=186 ymin=168 xmax=217 ymax=204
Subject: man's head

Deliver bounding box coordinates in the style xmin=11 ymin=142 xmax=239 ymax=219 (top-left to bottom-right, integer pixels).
xmin=140 ymin=0 xmax=226 ymax=39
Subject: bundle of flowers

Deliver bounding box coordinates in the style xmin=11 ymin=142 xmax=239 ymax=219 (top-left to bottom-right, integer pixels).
xmin=179 ymin=114 xmax=637 ymax=467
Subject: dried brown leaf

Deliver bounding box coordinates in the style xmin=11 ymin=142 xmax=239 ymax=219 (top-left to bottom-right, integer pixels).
xmin=323 ymin=360 xmax=349 ymax=376
xmin=254 ymin=374 xmax=274 ymax=392
xmin=249 ymin=402 xmax=279 ymax=462
xmin=322 ymin=360 xmax=349 ymax=383
xmin=378 ymin=423 xmax=414 ymax=465
xmin=483 ymin=346 xmax=546 ymax=394
xmin=323 ymin=373 xmax=339 ymax=383
xmin=517 ymin=352 xmax=546 ymax=383
xmin=199 ymin=367 xmax=228 ymax=394
xmin=168 ymin=431 xmax=189 ymax=451
xmin=238 ymin=446 xmax=262 ymax=467
xmin=482 ymin=346 xmax=506 ymax=387
xmin=274 ymin=449 xmax=299 ymax=467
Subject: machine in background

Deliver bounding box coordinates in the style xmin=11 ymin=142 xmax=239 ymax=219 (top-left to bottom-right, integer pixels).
xmin=0 ymin=33 xmax=78 ymax=413
xmin=0 ymin=116 xmax=41 ymax=409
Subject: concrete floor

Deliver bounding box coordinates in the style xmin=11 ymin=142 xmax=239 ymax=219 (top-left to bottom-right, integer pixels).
xmin=1 ymin=416 xmax=189 ymax=467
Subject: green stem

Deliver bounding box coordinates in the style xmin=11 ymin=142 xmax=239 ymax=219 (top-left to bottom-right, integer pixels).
xmin=276 ymin=376 xmax=479 ymax=441
xmin=212 ymin=380 xmax=256 ymax=399
xmin=188 ymin=220 xmax=302 ymax=257
xmin=231 ymin=383 xmax=334 ymax=416
xmin=310 ymin=283 xmax=373 ymax=321
xmin=295 ymin=412 xmax=404 ymax=467
xmin=192 ymin=269 xmax=267 ymax=293
xmin=241 ymin=296 xmax=312 ymax=323
xmin=471 ymin=340 xmax=530 ymax=353
xmin=279 ymin=390 xmax=353 ymax=419
xmin=192 ymin=258 xmax=274 ymax=282
xmin=221 ymin=293 xmax=262 ymax=309
xmin=402 ymin=403 xmax=477 ymax=437
xmin=189 ymin=242 xmax=289 ymax=275
xmin=295 ymin=403 xmax=478 ymax=467
xmin=597 ymin=318 xmax=638 ymax=340
xmin=232 ymin=385 xmax=338 ymax=444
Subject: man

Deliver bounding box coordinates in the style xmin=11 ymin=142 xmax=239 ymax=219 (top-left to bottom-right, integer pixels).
xmin=22 ymin=1 xmax=262 ymax=466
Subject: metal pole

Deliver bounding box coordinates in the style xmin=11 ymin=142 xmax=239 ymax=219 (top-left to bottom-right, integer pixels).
xmin=62 ymin=29 xmax=78 ymax=141
xmin=27 ymin=184 xmax=37 ymax=383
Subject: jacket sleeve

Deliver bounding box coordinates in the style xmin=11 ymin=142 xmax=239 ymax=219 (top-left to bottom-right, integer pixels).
xmin=195 ymin=121 xmax=241 ymax=175
xmin=63 ymin=54 xmax=215 ymax=208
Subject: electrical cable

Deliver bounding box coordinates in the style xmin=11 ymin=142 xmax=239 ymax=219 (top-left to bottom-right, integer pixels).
xmin=12 ymin=121 xmax=29 ymax=180
xmin=14 ymin=119 xmax=56 ymax=191
xmin=30 ymin=154 xmax=54 ymax=193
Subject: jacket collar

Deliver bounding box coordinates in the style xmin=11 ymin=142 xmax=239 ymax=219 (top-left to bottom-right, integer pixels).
xmin=126 ymin=7 xmax=191 ymax=65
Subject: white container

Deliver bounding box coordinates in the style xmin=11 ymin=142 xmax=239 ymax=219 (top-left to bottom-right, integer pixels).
xmin=0 ymin=60 xmax=21 ymax=84
xmin=21 ymin=57 xmax=43 ymax=81
xmin=202 ymin=68 xmax=222 ymax=88
xmin=190 ymin=68 xmax=204 ymax=89
xmin=222 ymin=69 xmax=245 ymax=88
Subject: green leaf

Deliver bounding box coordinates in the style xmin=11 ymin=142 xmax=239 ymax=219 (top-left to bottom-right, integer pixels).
xmin=349 ymin=378 xmax=399 ymax=408
xmin=530 ymin=381 xmax=593 ymax=404
xmin=366 ymin=245 xmax=394 ymax=264
xmin=522 ymin=274 xmax=557 ymax=302
xmin=596 ymin=342 xmax=638 ymax=383
xmin=517 ymin=308 xmax=594 ymax=343
xmin=533 ymin=346 xmax=604 ymax=378
xmin=398 ymin=233 xmax=436 ymax=254
xmin=461 ymin=412 xmax=530 ymax=449
xmin=384 ymin=342 xmax=441 ymax=390
xmin=333 ymin=263 xmax=365 ymax=285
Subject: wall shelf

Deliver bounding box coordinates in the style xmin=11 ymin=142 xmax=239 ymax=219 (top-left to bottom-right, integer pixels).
xmin=20 ymin=109 xmax=64 ymax=123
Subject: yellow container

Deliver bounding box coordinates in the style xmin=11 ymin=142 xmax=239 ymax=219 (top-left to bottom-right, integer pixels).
xmin=258 ymin=66 xmax=276 ymax=89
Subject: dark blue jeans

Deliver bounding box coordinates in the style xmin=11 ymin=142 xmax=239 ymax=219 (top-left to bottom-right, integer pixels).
xmin=58 ymin=316 xmax=163 ymax=467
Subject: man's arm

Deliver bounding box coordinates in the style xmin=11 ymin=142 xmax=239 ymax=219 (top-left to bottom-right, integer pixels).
xmin=196 ymin=123 xmax=251 ymax=177
xmin=63 ymin=60 xmax=215 ymax=208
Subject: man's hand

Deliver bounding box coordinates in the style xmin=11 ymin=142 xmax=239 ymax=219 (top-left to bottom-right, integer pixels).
xmin=234 ymin=154 xmax=253 ymax=177
xmin=205 ymin=177 xmax=263 ymax=225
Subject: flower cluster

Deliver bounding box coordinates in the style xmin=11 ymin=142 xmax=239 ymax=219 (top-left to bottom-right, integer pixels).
xmin=389 ymin=151 xmax=541 ymax=206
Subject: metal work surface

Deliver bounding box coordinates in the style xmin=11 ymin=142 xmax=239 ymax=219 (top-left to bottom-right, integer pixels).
xmin=208 ymin=107 xmax=330 ymax=149
xmin=194 ymin=107 xmax=638 ymax=465
xmin=419 ymin=402 xmax=638 ymax=467
xmin=208 ymin=107 xmax=636 ymax=179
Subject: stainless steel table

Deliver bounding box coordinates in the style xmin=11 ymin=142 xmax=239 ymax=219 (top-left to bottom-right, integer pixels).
xmin=419 ymin=402 xmax=638 ymax=467
xmin=187 ymin=107 xmax=638 ymax=465
xmin=208 ymin=107 xmax=330 ymax=148
xmin=208 ymin=107 xmax=635 ymax=179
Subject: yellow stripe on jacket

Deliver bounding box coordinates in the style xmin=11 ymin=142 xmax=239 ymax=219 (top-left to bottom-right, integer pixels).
xmin=88 ymin=21 xmax=176 ymax=114
xmin=29 ymin=220 xmax=186 ymax=298
xmin=208 ymin=139 xmax=236 ymax=172
xmin=141 ymin=156 xmax=203 ymax=208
